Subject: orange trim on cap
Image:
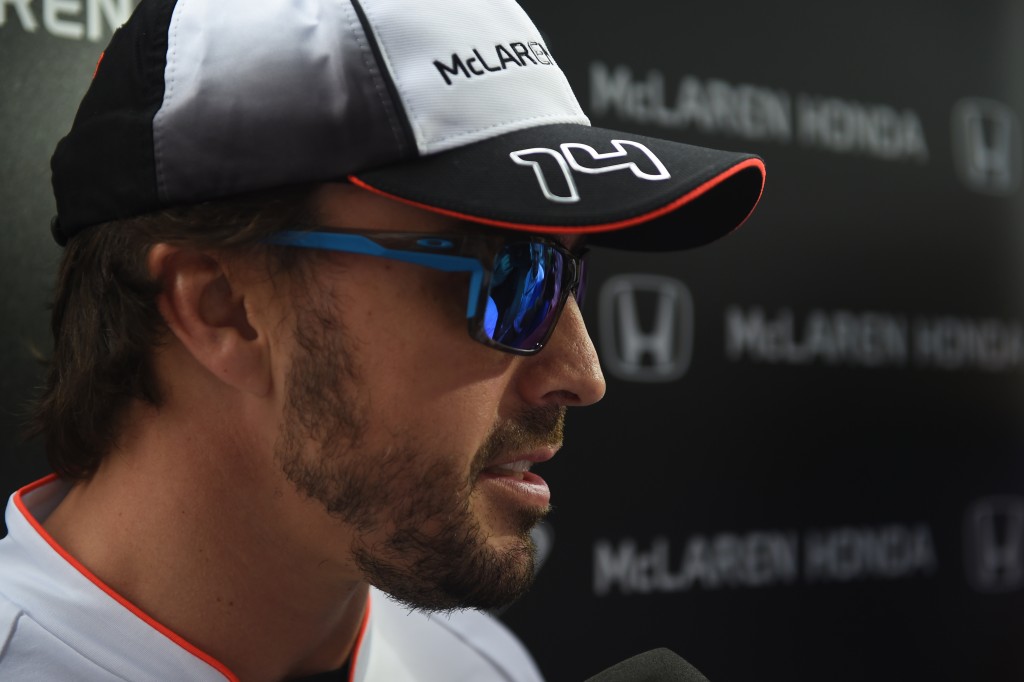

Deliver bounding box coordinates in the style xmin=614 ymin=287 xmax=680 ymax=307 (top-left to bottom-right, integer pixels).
xmin=14 ymin=475 xmax=241 ymax=682
xmin=93 ymin=51 xmax=105 ymax=79
xmin=348 ymin=592 xmax=372 ymax=682
xmin=348 ymin=157 xmax=766 ymax=236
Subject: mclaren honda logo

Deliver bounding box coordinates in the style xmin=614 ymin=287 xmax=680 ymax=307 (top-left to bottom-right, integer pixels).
xmin=434 ymin=41 xmax=552 ymax=85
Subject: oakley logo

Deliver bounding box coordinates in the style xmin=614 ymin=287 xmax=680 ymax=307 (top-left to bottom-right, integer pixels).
xmin=598 ymin=274 xmax=693 ymax=382
xmin=952 ymin=98 xmax=1021 ymax=195
xmin=964 ymin=496 xmax=1024 ymax=593
xmin=510 ymin=140 xmax=671 ymax=203
xmin=415 ymin=237 xmax=455 ymax=249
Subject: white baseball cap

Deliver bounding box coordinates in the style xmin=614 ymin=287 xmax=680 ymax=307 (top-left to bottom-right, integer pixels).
xmin=50 ymin=0 xmax=765 ymax=250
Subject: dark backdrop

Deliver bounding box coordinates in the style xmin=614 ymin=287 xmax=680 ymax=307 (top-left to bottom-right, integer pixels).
xmin=3 ymin=2 xmax=1023 ymax=681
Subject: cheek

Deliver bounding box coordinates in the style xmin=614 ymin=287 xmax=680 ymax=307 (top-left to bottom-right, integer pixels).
xmin=349 ymin=270 xmax=511 ymax=400
xmin=366 ymin=355 xmax=508 ymax=452
xmin=331 ymin=263 xmax=519 ymax=450
xmin=356 ymin=334 xmax=514 ymax=465
xmin=348 ymin=266 xmax=466 ymax=359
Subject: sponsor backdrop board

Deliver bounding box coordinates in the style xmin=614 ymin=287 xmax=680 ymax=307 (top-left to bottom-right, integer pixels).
xmin=2 ymin=1 xmax=1023 ymax=681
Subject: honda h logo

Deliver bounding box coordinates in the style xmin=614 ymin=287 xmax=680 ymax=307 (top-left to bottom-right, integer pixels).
xmin=951 ymin=98 xmax=1021 ymax=196
xmin=510 ymin=140 xmax=670 ymax=203
xmin=964 ymin=496 xmax=1024 ymax=593
xmin=598 ymin=274 xmax=693 ymax=383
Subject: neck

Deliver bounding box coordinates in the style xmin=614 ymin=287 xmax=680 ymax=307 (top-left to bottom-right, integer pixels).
xmin=42 ymin=401 xmax=370 ymax=682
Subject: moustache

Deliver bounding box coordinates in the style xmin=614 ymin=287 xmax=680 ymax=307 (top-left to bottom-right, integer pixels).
xmin=471 ymin=406 xmax=566 ymax=478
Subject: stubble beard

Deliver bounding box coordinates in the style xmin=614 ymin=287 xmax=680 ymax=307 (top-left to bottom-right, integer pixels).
xmin=274 ymin=296 xmax=563 ymax=611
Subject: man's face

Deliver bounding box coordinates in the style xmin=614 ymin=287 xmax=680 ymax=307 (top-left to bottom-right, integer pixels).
xmin=271 ymin=184 xmax=606 ymax=611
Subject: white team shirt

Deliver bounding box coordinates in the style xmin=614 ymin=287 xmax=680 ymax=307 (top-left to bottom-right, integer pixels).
xmin=0 ymin=475 xmax=545 ymax=682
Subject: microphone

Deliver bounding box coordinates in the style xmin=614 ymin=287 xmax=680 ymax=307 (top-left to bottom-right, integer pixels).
xmin=583 ymin=648 xmax=710 ymax=682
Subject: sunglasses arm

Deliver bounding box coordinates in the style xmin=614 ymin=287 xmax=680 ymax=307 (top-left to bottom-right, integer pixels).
xmin=267 ymin=231 xmax=487 ymax=317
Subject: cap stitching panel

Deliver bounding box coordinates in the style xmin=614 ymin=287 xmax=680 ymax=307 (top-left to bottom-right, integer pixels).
xmin=499 ymin=0 xmax=587 ymax=127
xmin=427 ymin=112 xmax=586 ymax=149
xmin=152 ymin=0 xmax=185 ymax=202
xmin=372 ymin=43 xmax=588 ymax=153
xmin=535 ymin=50 xmax=586 ymax=123
xmin=344 ymin=1 xmax=406 ymax=152
xmin=352 ymin=3 xmax=427 ymax=152
xmin=355 ymin=1 xmax=589 ymax=155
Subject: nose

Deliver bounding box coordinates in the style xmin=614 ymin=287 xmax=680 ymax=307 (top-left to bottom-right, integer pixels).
xmin=516 ymin=295 xmax=607 ymax=407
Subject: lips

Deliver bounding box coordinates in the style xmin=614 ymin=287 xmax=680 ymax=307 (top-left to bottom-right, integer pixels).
xmin=481 ymin=446 xmax=556 ymax=477
xmin=481 ymin=459 xmax=534 ymax=480
xmin=478 ymin=449 xmax=556 ymax=507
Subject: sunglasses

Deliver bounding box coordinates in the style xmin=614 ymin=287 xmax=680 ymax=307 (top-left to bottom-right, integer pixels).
xmin=266 ymin=228 xmax=588 ymax=355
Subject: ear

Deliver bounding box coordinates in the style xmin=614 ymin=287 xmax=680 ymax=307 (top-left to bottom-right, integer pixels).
xmin=148 ymin=244 xmax=271 ymax=396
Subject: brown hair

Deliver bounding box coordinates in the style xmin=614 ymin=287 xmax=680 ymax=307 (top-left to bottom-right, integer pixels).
xmin=27 ymin=186 xmax=315 ymax=480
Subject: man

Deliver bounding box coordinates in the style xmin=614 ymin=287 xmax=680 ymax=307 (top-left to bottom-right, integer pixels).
xmin=0 ymin=0 xmax=765 ymax=680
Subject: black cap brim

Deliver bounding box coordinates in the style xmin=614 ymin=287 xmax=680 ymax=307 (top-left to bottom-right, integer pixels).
xmin=350 ymin=123 xmax=765 ymax=251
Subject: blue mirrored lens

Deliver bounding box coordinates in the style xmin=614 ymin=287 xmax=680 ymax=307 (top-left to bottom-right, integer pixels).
xmin=483 ymin=294 xmax=499 ymax=338
xmin=485 ymin=243 xmax=565 ymax=349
